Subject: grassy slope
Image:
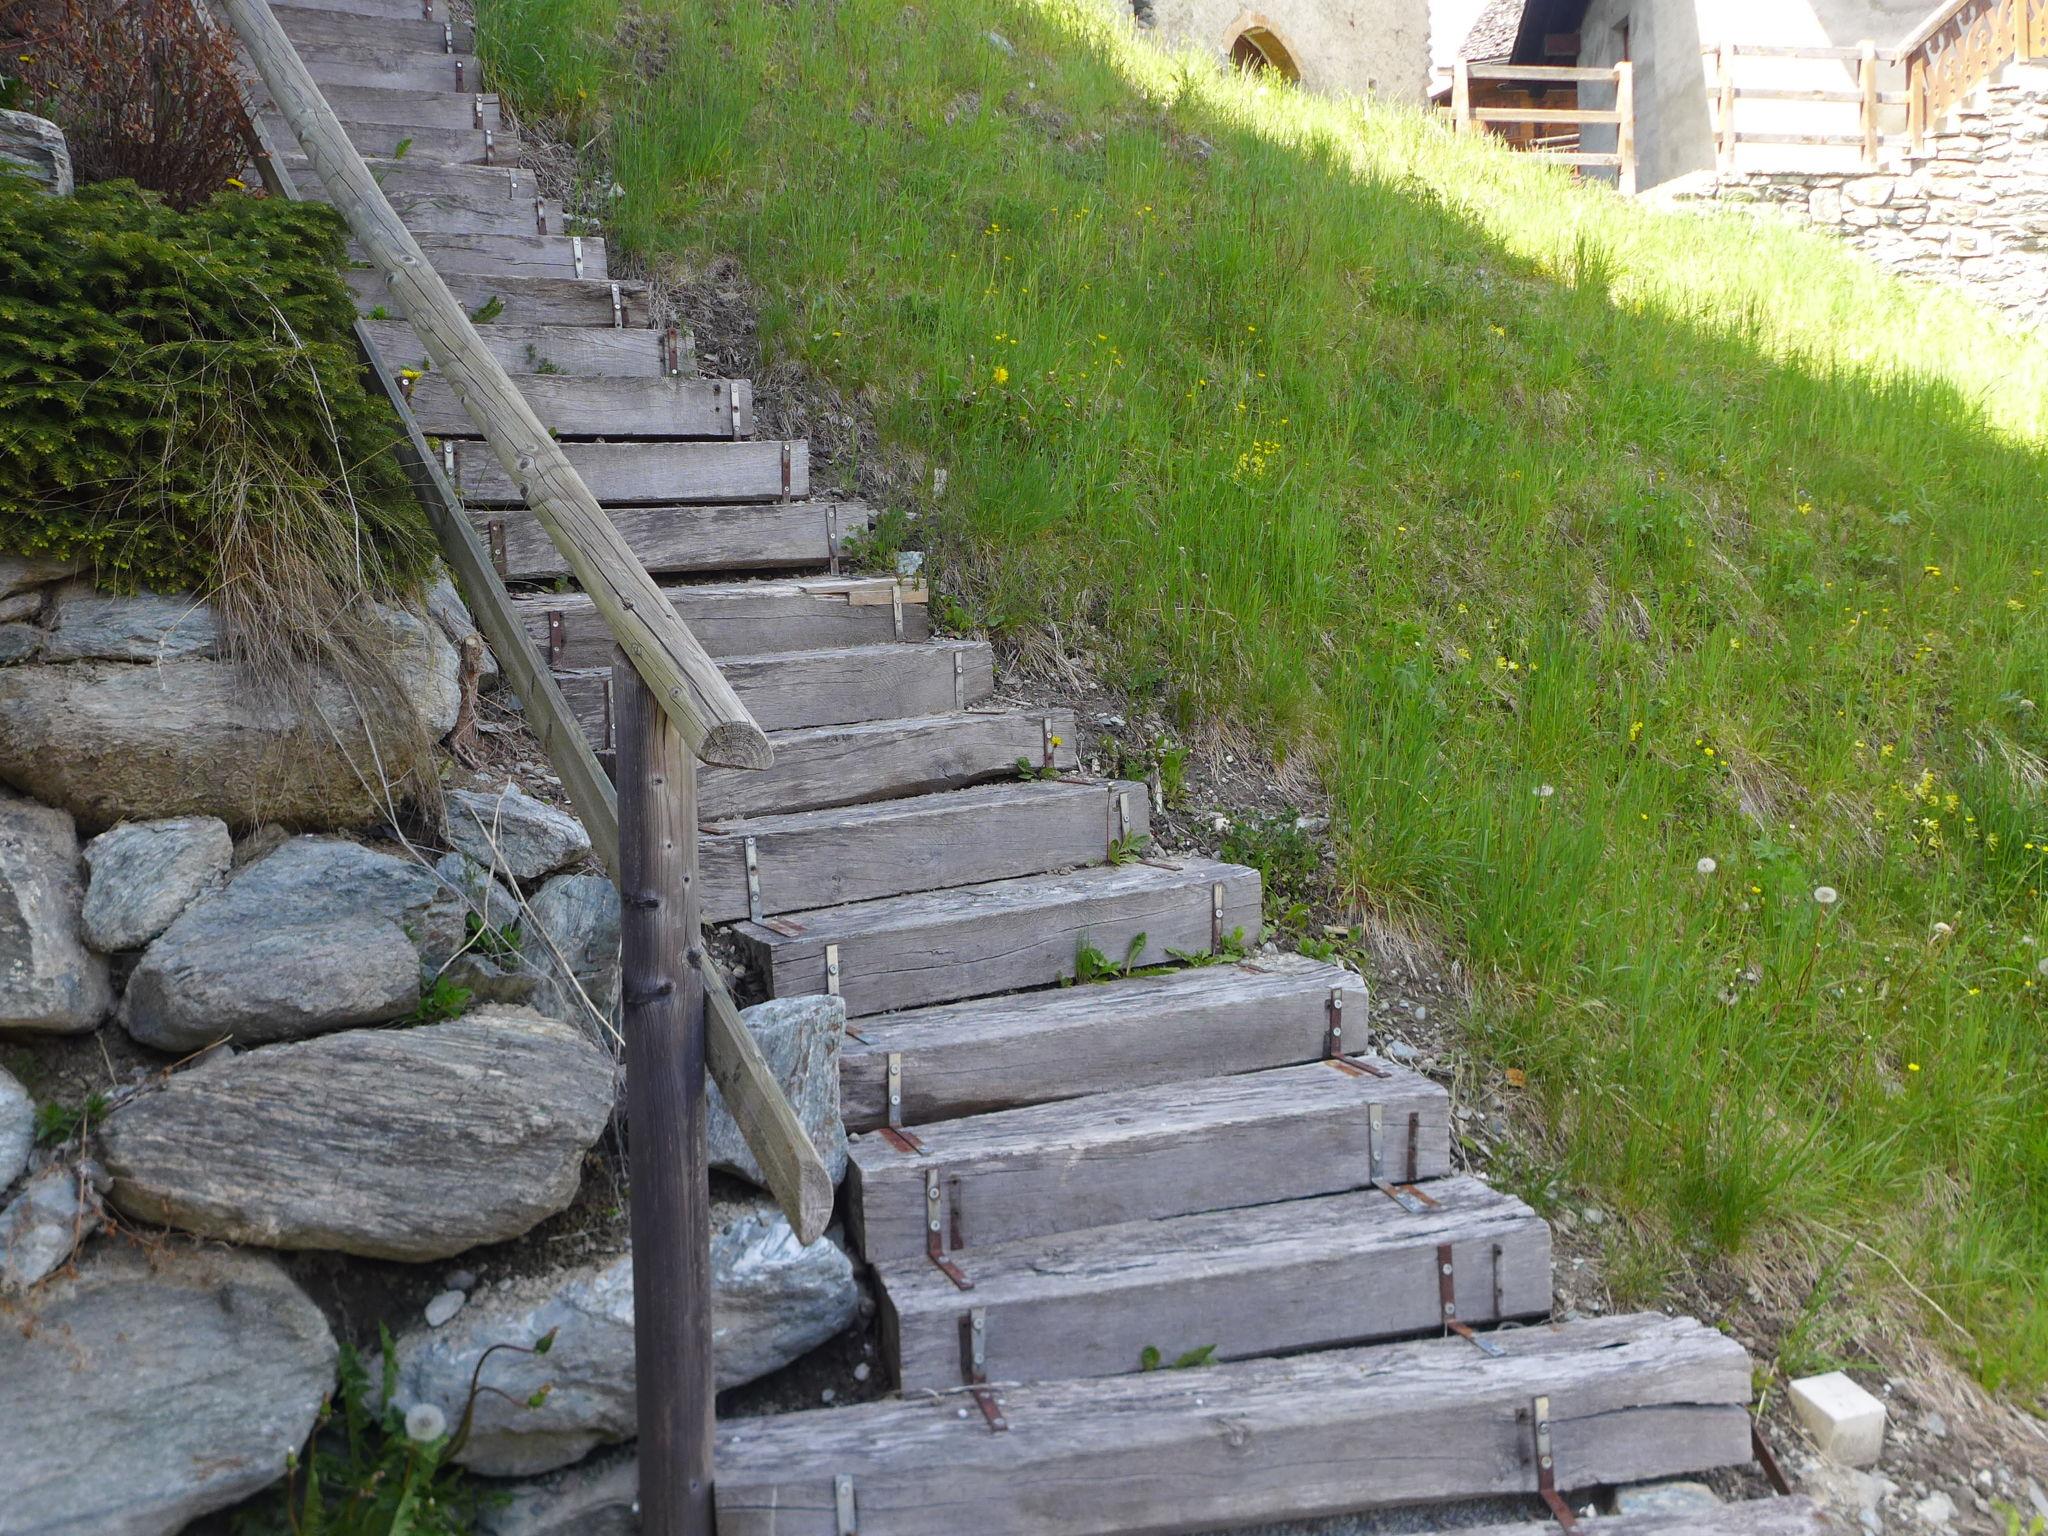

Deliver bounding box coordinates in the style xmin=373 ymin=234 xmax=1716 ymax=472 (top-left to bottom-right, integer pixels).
xmin=480 ymin=0 xmax=2048 ymax=1386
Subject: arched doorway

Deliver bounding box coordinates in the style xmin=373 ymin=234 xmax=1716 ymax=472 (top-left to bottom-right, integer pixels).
xmin=1223 ymin=15 xmax=1302 ymax=81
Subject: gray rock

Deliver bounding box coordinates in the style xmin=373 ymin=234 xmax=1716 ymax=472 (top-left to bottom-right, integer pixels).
xmin=42 ymin=587 xmax=219 ymax=662
xmin=518 ymin=872 xmax=619 ymax=1028
xmin=0 ymin=792 xmax=112 ymax=1034
xmin=436 ymin=850 xmax=523 ymax=933
xmin=1613 ymin=1480 xmax=1721 ymax=1517
xmin=0 ymin=1161 xmax=101 ymax=1291
xmin=0 ymin=554 xmax=81 ymax=601
xmin=448 ymin=783 xmax=591 ymax=883
xmin=709 ymin=994 xmax=849 ymax=1187
xmin=0 ymin=1242 xmax=335 ymax=1535
xmin=424 ymin=1288 xmax=466 ymax=1327
xmin=0 ymin=109 xmax=72 ymax=195
xmin=478 ymin=1448 xmax=638 ymax=1536
xmin=0 ymin=590 xmax=41 ymax=624
xmin=385 ymin=1194 xmax=859 ymax=1474
xmin=101 ymin=1007 xmax=614 ymax=1260
xmin=80 ymin=815 xmax=233 ymax=951
xmin=0 ymin=603 xmax=459 ymax=832
xmin=0 ymin=621 xmax=42 ymax=663
xmin=0 ymin=1064 xmax=31 ymax=1190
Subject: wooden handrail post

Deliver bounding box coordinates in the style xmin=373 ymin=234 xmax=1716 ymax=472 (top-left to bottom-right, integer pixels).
xmin=1909 ymin=55 xmax=1927 ymax=153
xmin=1453 ymin=58 xmax=1473 ymax=133
xmin=1614 ymin=60 xmax=1637 ymax=194
xmin=616 ymin=650 xmax=715 ymax=1536
xmin=1858 ymin=40 xmax=1880 ymax=168
xmin=1716 ymin=43 xmax=1736 ymax=172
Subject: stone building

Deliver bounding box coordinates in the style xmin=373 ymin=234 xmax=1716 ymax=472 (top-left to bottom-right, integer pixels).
xmin=1136 ymin=0 xmax=1434 ymax=100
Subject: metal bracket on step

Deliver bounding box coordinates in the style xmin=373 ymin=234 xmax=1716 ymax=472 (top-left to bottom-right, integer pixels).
xmin=473 ymin=93 xmax=485 ymax=129
xmin=662 ymin=325 xmax=685 ymax=377
xmin=600 ymin=674 xmax=615 ymax=753
xmin=1324 ymin=984 xmax=1345 ymax=1058
xmin=1111 ymin=788 xmax=1133 ymax=855
xmin=834 ymin=1473 xmax=858 ymax=1535
xmin=879 ymin=1053 xmax=925 ymax=1153
xmin=570 ymin=235 xmax=585 ymax=281
xmin=484 ymin=518 xmax=508 ymax=578
xmin=483 ymin=127 xmax=495 ymax=164
xmin=443 ymin=19 xmax=454 ymax=52
xmin=534 ymin=196 xmax=548 ymax=236
xmin=1531 ymin=1395 xmax=1579 ymax=1530
xmin=952 ymin=650 xmax=967 ymax=710
xmin=544 ymin=609 xmax=565 ymax=667
xmin=442 ymin=440 xmax=458 ymax=485
xmin=743 ymin=836 xmax=764 ymax=922
xmin=1041 ymin=716 xmax=1059 ymax=769
xmin=891 ymin=582 xmax=905 ymax=640
xmin=824 ymin=942 xmax=841 ymax=997
xmin=925 ymin=1169 xmax=972 ymax=1290
xmin=726 ymin=379 xmax=744 ymax=438
xmin=1210 ymin=881 xmax=1226 ymax=951
xmin=454 ymin=57 xmax=466 ymax=91
xmin=1436 ymin=1241 xmax=1506 ymax=1357
xmin=781 ymin=441 xmax=795 ymax=502
xmin=610 ymin=282 xmax=624 ymax=328
xmin=1369 ymin=1103 xmax=1431 ymax=1215
xmin=959 ymin=1308 xmax=1010 ymax=1431
xmin=826 ymin=502 xmax=840 ymax=573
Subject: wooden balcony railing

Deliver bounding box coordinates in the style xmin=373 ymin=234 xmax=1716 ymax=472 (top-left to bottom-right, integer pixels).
xmin=1706 ymin=41 xmax=1905 ymax=171
xmin=1901 ymin=0 xmax=2048 ymax=150
xmin=1450 ymin=60 xmax=1637 ymax=196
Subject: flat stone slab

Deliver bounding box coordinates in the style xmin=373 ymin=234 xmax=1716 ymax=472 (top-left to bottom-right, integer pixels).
xmin=386 ymin=1194 xmax=859 ymax=1474
xmin=0 ymin=791 xmax=111 ymax=1034
xmin=448 ymin=782 xmax=591 ymax=884
xmin=80 ymin=815 xmax=232 ymax=952
xmin=101 ymin=1007 xmax=615 ymax=1260
xmin=0 ymin=1242 xmax=335 ymax=1536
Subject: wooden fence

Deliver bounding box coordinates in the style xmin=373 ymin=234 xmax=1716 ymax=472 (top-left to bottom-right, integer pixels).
xmin=1707 ymin=41 xmax=1904 ymax=171
xmin=1449 ymin=60 xmax=1637 ymax=196
xmin=220 ymin=2 xmax=831 ymax=1530
xmin=1902 ymin=0 xmax=2048 ymax=149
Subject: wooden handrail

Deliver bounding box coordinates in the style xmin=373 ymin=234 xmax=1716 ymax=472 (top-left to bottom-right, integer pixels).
xmin=1899 ymin=0 xmax=2041 ymax=150
xmin=217 ymin=0 xmax=772 ymax=773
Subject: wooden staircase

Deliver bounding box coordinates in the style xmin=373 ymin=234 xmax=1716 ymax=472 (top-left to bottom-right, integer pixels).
xmin=247 ymin=4 xmax=1824 ymax=1530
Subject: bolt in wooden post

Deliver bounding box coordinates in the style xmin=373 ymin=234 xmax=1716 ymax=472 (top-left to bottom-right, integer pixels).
xmin=1453 ymin=58 xmax=1473 ymax=133
xmin=1859 ymin=40 xmax=1881 ymax=168
xmin=1614 ymin=60 xmax=1637 ymax=195
xmin=616 ymin=648 xmax=713 ymax=1536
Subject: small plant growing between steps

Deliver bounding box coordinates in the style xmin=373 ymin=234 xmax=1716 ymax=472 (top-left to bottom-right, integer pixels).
xmin=1105 ymin=830 xmax=1151 ymax=865
xmin=1139 ymin=1343 xmax=1217 ymax=1371
xmin=468 ymin=293 xmax=504 ymax=325
xmin=1070 ymin=932 xmax=1147 ymax=985
xmin=1013 ymin=755 xmax=1061 ymax=782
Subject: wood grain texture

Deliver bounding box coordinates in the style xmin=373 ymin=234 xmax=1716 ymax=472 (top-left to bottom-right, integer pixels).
xmin=291 ymin=156 xmax=561 ymax=235
xmin=511 ymin=579 xmax=925 ymax=667
xmin=252 ymin=79 xmax=500 ymax=129
xmin=277 ymin=47 xmax=482 ymax=95
xmin=735 ymin=855 xmax=1262 ymax=1018
xmin=697 ymin=710 xmax=1081 ymax=819
xmin=553 ymin=641 xmax=996 ymax=743
xmin=226 ymin=0 xmax=768 ymax=769
xmin=1454 ymin=1504 xmax=1829 ymax=1536
xmin=469 ymin=499 xmax=863 ymax=579
xmin=347 ymin=266 xmax=646 ymax=327
xmin=840 ymin=953 xmax=1367 ymax=1129
xmin=410 ymin=373 xmax=742 ymax=438
xmin=274 ymin=0 xmax=454 ymax=21
xmin=270 ymin=115 xmax=519 ymax=167
xmin=364 ymin=318 xmax=669 ymax=379
xmin=268 ymin=4 xmax=467 ymax=50
xmin=704 ymin=971 xmax=836 ymax=1244
xmin=451 ymin=438 xmax=803 ymax=506
xmin=696 ymin=779 xmax=1148 ymax=923
xmin=362 ymin=231 xmax=605 ymax=283
xmin=877 ymin=1176 xmax=1550 ymax=1389
xmin=844 ymin=1055 xmax=1446 ymax=1261
xmin=713 ymin=1313 xmax=1756 ymax=1536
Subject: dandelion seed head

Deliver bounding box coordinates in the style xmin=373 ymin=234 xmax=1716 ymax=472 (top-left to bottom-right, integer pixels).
xmin=1696 ymin=857 xmax=1717 ymax=875
xmin=405 ymin=1404 xmax=447 ymax=1443
xmin=1813 ymin=886 xmax=1838 ymax=906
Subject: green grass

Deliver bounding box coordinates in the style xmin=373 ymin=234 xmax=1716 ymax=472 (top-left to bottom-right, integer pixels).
xmin=478 ymin=0 xmax=2048 ymax=1388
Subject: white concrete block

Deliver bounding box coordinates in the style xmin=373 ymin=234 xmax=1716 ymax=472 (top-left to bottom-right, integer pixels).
xmin=1788 ymin=1371 xmax=1887 ymax=1467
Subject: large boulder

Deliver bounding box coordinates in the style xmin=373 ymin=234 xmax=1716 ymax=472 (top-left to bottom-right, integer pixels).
xmin=0 ymin=598 xmax=460 ymax=832
xmin=447 ymin=783 xmax=592 ymax=884
xmin=0 ymin=110 xmax=72 ymax=196
xmin=0 ymin=1242 xmax=336 ymax=1535
xmin=0 ymin=792 xmax=112 ymax=1035
xmin=120 ymin=835 xmax=471 ymax=1050
xmin=385 ymin=1194 xmax=860 ymax=1474
xmin=100 ymin=1007 xmax=614 ymax=1260
xmin=0 ymin=1064 xmax=31 ymax=1190
xmin=80 ymin=815 xmax=233 ymax=952
xmin=709 ymin=994 xmax=849 ymax=1187
xmin=518 ymin=872 xmax=619 ymax=1029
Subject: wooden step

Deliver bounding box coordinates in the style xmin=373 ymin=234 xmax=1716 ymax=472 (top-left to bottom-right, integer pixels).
xmin=844 ymin=1055 xmax=1443 ymax=1261
xmin=408 ymin=372 xmax=742 ymax=438
xmin=735 ymin=855 xmax=1263 ymax=1019
xmin=270 ymin=5 xmax=469 ymax=51
xmin=554 ymin=639 xmax=995 ymax=744
xmin=698 ymin=710 xmax=1081 ymax=819
xmin=450 ymin=438 xmax=802 ymax=505
xmin=254 ymin=80 xmax=501 ymax=131
xmin=841 ymin=954 xmax=1367 ymax=1131
xmin=1454 ymin=1504 xmax=1829 ymax=1536
xmin=358 ymin=232 xmax=605 ymax=283
xmin=876 ymin=1176 xmax=1549 ymax=1391
xmin=712 ymin=1312 xmax=1755 ymax=1536
xmin=265 ymin=115 xmax=519 ymax=167
xmin=467 ymin=499 xmax=868 ymax=579
xmin=273 ymin=0 xmax=453 ymax=21
xmin=349 ymin=267 xmax=647 ymax=327
xmin=262 ymin=46 xmax=481 ymax=95
xmin=363 ymin=318 xmax=676 ymax=379
xmin=510 ymin=578 xmax=925 ymax=667
xmin=293 ymin=159 xmax=563 ymax=238
xmin=698 ymin=779 xmax=1148 ymax=925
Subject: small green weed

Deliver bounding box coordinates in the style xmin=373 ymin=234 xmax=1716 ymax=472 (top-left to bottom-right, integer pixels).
xmin=1071 ymin=931 xmax=1147 ymax=983
xmin=392 ymin=136 xmax=413 ymax=159
xmin=33 ymin=1093 xmax=107 ymax=1147
xmin=1140 ymin=1343 xmax=1217 ymax=1370
xmin=1105 ymin=830 xmax=1151 ymax=865
xmin=408 ymin=975 xmax=473 ymax=1026
xmin=468 ymin=294 xmax=504 ymax=324
xmin=463 ymin=912 xmax=522 ymax=964
xmin=1013 ymin=755 xmax=1061 ymax=782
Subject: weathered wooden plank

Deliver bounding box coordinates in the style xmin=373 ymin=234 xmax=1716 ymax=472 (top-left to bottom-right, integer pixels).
xmin=1454 ymin=1503 xmax=1829 ymax=1536
xmin=845 ymin=1055 xmax=1443 ymax=1261
xmin=358 ymin=231 xmax=606 ymax=283
xmin=877 ymin=1177 xmax=1550 ymax=1390
xmin=266 ymin=114 xmax=519 ymax=167
xmin=252 ymin=80 xmax=501 ymax=130
xmin=841 ymin=954 xmax=1367 ymax=1130
xmin=291 ymin=157 xmax=560 ymax=234
xmin=274 ymin=0 xmax=454 ymax=21
xmin=451 ymin=438 xmax=803 ymax=505
xmin=697 ymin=780 xmax=1146 ymax=924
xmin=277 ymin=48 xmax=480 ymax=95
xmin=553 ymin=640 xmax=996 ymax=743
xmin=734 ymin=855 xmax=1262 ymax=1018
xmin=510 ymin=579 xmax=926 ymax=667
xmin=698 ymin=710 xmax=1080 ymax=819
xmin=349 ymin=266 xmax=638 ymax=328
xmin=409 ymin=373 xmax=740 ymax=438
xmin=713 ymin=1313 xmax=1756 ymax=1536
xmin=470 ymin=499 xmax=861 ymax=579
xmin=364 ymin=318 xmax=671 ymax=378
xmin=268 ymin=5 xmax=469 ymax=50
